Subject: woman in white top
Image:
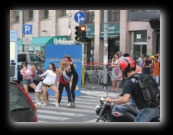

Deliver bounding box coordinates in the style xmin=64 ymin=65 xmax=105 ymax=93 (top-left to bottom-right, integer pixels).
xmin=39 ymin=63 xmax=59 ymax=107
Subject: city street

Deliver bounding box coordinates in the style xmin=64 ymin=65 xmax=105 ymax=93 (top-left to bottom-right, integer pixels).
xmin=29 ymin=92 xmax=100 ymax=122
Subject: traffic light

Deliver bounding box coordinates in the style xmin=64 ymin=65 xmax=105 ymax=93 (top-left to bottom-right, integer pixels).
xmin=75 ymin=25 xmax=87 ymax=42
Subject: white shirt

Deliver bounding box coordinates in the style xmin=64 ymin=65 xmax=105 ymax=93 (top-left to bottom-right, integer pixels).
xmin=43 ymin=70 xmax=56 ymax=85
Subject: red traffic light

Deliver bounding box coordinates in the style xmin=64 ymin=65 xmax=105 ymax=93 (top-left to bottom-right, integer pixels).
xmin=80 ymin=25 xmax=86 ymax=31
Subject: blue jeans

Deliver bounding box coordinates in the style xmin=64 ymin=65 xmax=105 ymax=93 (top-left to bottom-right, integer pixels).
xmin=153 ymin=76 xmax=160 ymax=85
xmin=134 ymin=106 xmax=160 ymax=122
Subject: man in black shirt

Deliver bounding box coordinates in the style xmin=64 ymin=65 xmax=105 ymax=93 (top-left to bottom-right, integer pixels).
xmin=105 ymin=57 xmax=160 ymax=122
xmin=143 ymin=55 xmax=152 ymax=75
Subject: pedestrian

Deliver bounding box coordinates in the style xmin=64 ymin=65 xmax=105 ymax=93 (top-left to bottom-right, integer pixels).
xmin=143 ymin=55 xmax=152 ymax=75
xmin=152 ymin=55 xmax=160 ymax=85
xmin=136 ymin=53 xmax=144 ymax=72
xmin=31 ymin=65 xmax=49 ymax=106
xmin=56 ymin=60 xmax=73 ymax=107
xmin=39 ymin=63 xmax=59 ymax=107
xmin=105 ymin=57 xmax=160 ymax=122
xmin=20 ymin=61 xmax=36 ymax=94
xmin=64 ymin=56 xmax=78 ymax=107
xmin=111 ymin=52 xmax=122 ymax=92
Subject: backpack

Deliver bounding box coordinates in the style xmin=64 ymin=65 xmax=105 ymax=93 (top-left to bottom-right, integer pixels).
xmin=130 ymin=73 xmax=160 ymax=107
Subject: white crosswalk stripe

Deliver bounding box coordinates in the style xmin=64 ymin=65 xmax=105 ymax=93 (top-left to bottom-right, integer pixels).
xmin=29 ymin=93 xmax=99 ymax=122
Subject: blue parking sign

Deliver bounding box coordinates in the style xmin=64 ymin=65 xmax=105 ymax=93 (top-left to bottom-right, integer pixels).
xmin=23 ymin=24 xmax=32 ymax=34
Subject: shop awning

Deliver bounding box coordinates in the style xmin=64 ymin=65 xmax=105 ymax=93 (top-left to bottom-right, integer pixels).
xmin=18 ymin=36 xmax=54 ymax=46
xmin=100 ymin=34 xmax=119 ymax=38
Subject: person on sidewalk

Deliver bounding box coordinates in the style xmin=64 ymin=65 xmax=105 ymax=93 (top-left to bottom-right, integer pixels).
xmin=111 ymin=52 xmax=122 ymax=92
xmin=39 ymin=63 xmax=59 ymax=107
xmin=152 ymin=55 xmax=160 ymax=85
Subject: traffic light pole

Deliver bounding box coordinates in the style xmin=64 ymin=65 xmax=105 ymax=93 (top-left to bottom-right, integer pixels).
xmin=103 ymin=10 xmax=108 ymax=91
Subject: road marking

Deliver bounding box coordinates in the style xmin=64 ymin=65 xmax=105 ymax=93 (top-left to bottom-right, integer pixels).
xmin=84 ymin=119 xmax=97 ymax=122
xmin=36 ymin=105 xmax=95 ymax=113
xmin=38 ymin=110 xmax=85 ymax=117
xmin=37 ymin=114 xmax=69 ymax=121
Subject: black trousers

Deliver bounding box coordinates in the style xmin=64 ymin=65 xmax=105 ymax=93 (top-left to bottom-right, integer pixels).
xmin=58 ymin=83 xmax=72 ymax=103
xmin=71 ymin=78 xmax=78 ymax=102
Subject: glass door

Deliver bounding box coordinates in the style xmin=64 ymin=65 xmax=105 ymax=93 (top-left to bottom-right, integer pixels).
xmin=134 ymin=44 xmax=147 ymax=60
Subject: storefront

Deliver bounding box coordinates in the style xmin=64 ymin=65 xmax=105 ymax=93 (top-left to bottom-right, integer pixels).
xmin=18 ymin=36 xmax=70 ymax=55
xmin=100 ymin=23 xmax=120 ymax=59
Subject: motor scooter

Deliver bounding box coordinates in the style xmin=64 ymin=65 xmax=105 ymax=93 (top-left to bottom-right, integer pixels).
xmin=95 ymin=90 xmax=160 ymax=122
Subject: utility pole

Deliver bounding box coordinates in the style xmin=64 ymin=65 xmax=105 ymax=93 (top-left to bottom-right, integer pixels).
xmin=22 ymin=10 xmax=24 ymax=52
xmin=103 ymin=10 xmax=108 ymax=91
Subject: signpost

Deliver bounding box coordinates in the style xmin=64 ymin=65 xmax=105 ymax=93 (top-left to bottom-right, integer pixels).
xmin=74 ymin=11 xmax=86 ymax=24
xmin=22 ymin=24 xmax=32 ymax=51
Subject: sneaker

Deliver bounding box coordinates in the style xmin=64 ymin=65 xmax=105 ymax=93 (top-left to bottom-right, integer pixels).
xmin=71 ymin=102 xmax=75 ymax=108
xmin=42 ymin=102 xmax=48 ymax=106
xmin=35 ymin=102 xmax=42 ymax=106
xmin=55 ymin=103 xmax=59 ymax=107
xmin=67 ymin=103 xmax=72 ymax=107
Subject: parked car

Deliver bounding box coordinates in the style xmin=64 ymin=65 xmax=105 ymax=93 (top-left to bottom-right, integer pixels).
xmin=18 ymin=52 xmax=44 ymax=69
xmin=10 ymin=81 xmax=38 ymax=122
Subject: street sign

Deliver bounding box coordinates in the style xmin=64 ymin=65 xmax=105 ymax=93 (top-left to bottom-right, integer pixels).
xmin=23 ymin=24 xmax=32 ymax=34
xmin=74 ymin=12 xmax=86 ymax=24
xmin=23 ymin=35 xmax=32 ymax=44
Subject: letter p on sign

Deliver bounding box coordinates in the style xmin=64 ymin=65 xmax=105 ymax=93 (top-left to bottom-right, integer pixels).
xmin=23 ymin=24 xmax=32 ymax=35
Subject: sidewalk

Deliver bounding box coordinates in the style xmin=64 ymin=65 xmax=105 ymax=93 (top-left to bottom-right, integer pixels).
xmin=81 ymin=85 xmax=123 ymax=98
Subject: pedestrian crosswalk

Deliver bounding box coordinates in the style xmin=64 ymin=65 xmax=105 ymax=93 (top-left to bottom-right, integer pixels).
xmin=29 ymin=93 xmax=100 ymax=122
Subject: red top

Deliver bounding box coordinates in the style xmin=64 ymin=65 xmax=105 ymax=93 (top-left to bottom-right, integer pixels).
xmin=59 ymin=75 xmax=70 ymax=84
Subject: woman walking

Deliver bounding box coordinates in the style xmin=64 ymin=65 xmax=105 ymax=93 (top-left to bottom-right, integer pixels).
xmin=39 ymin=63 xmax=59 ymax=107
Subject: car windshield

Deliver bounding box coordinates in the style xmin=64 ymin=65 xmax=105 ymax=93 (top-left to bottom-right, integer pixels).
xmin=10 ymin=83 xmax=31 ymax=111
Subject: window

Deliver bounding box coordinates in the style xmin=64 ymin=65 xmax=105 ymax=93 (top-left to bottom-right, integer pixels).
xmin=18 ymin=54 xmax=26 ymax=62
xmin=61 ymin=10 xmax=67 ymax=16
xmin=15 ymin=11 xmax=19 ymax=22
xmin=44 ymin=10 xmax=49 ymax=19
xmin=108 ymin=10 xmax=120 ymax=22
xmin=84 ymin=10 xmax=95 ymax=24
xmin=134 ymin=31 xmax=147 ymax=42
xmin=102 ymin=10 xmax=120 ymax=22
xmin=29 ymin=10 xmax=33 ymax=20
xmin=29 ymin=54 xmax=43 ymax=62
xmin=61 ymin=10 xmax=71 ymax=17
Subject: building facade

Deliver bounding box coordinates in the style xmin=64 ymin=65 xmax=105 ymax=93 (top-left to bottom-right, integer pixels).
xmin=10 ymin=10 xmax=160 ymax=63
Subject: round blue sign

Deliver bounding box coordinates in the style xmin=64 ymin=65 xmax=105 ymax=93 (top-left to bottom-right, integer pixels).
xmin=74 ymin=12 xmax=86 ymax=24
